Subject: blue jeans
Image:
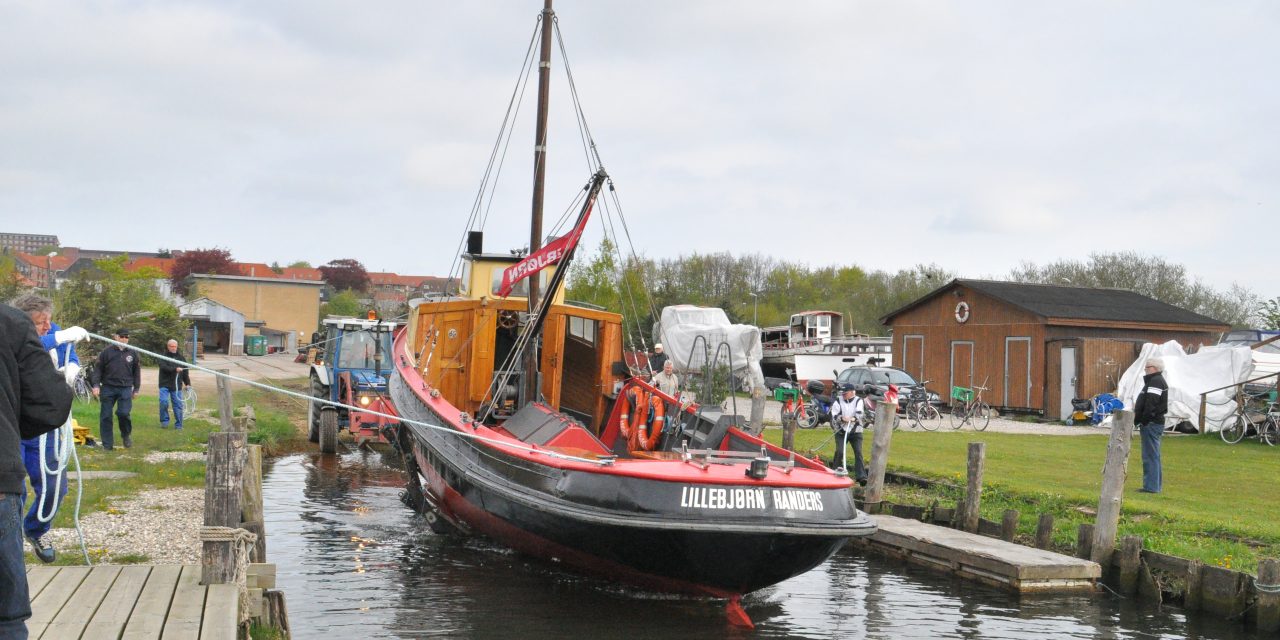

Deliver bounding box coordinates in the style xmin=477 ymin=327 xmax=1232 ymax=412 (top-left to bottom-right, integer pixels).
xmin=99 ymin=385 xmax=134 ymax=450
xmin=0 ymin=492 xmax=31 ymax=639
xmin=159 ymin=387 xmax=184 ymax=429
xmin=833 ymin=429 xmax=866 ymax=481
xmin=1139 ymin=422 xmax=1163 ymax=493
xmin=21 ymin=436 xmax=67 ymax=540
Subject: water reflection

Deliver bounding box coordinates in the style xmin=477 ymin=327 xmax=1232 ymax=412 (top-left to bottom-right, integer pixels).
xmin=262 ymin=451 xmax=1261 ymax=639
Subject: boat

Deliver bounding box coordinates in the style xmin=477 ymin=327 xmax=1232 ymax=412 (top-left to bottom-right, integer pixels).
xmin=388 ymin=1 xmax=875 ymax=627
xmin=760 ymin=310 xmax=892 ymax=379
xmin=792 ymin=335 xmax=893 ymax=384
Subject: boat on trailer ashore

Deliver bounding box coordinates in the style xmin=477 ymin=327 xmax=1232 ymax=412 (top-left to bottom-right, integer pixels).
xmin=389 ymin=1 xmax=874 ymax=627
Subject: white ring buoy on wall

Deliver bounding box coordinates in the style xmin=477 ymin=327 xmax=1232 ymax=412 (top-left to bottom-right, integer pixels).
xmin=955 ymin=301 xmax=970 ymax=324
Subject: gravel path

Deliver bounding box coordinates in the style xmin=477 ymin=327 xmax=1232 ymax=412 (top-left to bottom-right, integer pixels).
xmin=45 ymin=487 xmax=204 ymax=564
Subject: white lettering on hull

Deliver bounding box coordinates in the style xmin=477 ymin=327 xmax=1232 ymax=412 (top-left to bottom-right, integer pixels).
xmin=678 ymin=486 xmax=824 ymax=512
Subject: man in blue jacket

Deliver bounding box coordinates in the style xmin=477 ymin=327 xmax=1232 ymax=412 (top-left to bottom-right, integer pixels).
xmin=1 ymin=302 xmax=74 ymax=639
xmin=10 ymin=294 xmax=87 ymax=564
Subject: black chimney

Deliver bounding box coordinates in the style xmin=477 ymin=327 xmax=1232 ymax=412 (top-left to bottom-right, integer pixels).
xmin=467 ymin=231 xmax=484 ymax=255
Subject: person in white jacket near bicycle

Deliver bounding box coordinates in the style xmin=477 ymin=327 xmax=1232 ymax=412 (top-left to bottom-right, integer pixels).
xmin=10 ymin=293 xmax=88 ymax=563
xmin=830 ymin=382 xmax=868 ymax=485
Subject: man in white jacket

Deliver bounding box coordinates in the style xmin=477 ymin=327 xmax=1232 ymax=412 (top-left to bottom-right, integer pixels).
xmin=830 ymin=383 xmax=868 ymax=485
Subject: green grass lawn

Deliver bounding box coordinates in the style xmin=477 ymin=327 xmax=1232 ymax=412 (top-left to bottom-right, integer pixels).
xmin=783 ymin=427 xmax=1280 ymax=574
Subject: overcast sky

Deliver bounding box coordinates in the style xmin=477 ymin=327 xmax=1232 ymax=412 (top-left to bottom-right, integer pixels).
xmin=2 ymin=1 xmax=1277 ymax=298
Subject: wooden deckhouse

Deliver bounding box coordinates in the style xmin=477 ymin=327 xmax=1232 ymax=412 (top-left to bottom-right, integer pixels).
xmin=880 ymin=279 xmax=1229 ymax=419
xmin=407 ymin=249 xmax=625 ymax=432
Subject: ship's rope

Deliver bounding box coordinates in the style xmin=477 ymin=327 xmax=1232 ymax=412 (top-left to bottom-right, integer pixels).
xmin=86 ymin=333 xmax=612 ymax=466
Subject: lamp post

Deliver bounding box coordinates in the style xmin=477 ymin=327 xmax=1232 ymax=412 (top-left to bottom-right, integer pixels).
xmin=749 ymin=291 xmax=758 ymax=326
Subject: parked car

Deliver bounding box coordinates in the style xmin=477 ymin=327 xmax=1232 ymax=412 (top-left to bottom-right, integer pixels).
xmin=834 ymin=366 xmax=941 ymax=413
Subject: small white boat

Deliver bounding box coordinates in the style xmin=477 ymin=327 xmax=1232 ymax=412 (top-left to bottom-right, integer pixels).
xmin=793 ymin=336 xmax=893 ymax=383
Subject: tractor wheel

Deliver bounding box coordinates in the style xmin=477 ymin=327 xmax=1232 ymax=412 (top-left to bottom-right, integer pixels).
xmin=319 ymin=410 xmax=339 ymax=454
xmin=309 ymin=374 xmax=327 ymax=443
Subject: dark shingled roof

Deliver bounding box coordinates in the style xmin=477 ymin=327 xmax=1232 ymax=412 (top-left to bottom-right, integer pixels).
xmin=882 ymin=279 xmax=1228 ymax=327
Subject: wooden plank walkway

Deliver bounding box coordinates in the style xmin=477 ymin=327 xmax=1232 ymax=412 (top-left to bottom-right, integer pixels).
xmin=25 ymin=565 xmax=238 ymax=640
xmin=855 ymin=514 xmax=1101 ymax=593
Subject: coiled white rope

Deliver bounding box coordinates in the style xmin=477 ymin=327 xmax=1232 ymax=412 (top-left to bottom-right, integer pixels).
xmin=86 ymin=333 xmax=611 ymax=466
xmin=36 ymin=345 xmax=92 ymax=564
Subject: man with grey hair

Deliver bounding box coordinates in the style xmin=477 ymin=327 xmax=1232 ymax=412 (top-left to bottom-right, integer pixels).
xmin=10 ymin=293 xmax=87 ymax=563
xmin=1134 ymin=357 xmax=1169 ymax=494
xmin=157 ymin=339 xmax=191 ymax=430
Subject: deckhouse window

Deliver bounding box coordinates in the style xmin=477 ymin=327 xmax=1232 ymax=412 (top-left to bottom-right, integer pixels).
xmin=569 ymin=316 xmax=596 ymax=345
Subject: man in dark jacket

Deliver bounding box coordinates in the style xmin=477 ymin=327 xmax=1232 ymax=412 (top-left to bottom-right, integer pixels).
xmin=1133 ymin=357 xmax=1169 ymax=494
xmin=91 ymin=328 xmax=142 ymax=450
xmin=648 ymin=343 xmax=668 ymax=376
xmin=1 ymin=303 xmax=73 ymax=638
xmin=158 ymin=339 xmax=191 ymax=430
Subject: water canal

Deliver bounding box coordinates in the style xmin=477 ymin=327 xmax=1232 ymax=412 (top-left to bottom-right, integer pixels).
xmin=262 ymin=450 xmax=1261 ymax=639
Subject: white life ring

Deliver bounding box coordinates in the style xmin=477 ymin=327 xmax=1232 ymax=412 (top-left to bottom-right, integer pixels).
xmin=955 ymin=301 xmax=970 ymax=324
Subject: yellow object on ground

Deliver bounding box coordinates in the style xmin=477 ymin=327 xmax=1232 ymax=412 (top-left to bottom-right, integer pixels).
xmin=71 ymin=417 xmax=93 ymax=445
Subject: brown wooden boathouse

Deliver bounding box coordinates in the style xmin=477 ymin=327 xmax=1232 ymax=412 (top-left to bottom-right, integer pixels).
xmin=880 ymin=279 xmax=1230 ymax=419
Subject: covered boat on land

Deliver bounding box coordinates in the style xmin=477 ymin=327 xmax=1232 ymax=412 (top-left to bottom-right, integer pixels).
xmin=388 ymin=0 xmax=874 ymax=626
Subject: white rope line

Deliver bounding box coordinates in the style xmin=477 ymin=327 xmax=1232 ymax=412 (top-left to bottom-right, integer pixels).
xmin=86 ymin=333 xmax=610 ymax=466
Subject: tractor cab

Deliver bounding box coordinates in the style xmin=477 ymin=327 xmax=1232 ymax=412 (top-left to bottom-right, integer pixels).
xmin=308 ymin=315 xmax=401 ymax=453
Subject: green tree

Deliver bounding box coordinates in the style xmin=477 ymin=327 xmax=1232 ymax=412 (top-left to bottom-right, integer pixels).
xmin=0 ymin=255 xmax=25 ymax=302
xmin=287 ymin=260 xmax=312 ymax=269
xmin=566 ymin=238 xmax=621 ymax=311
xmin=55 ymin=256 xmax=188 ymax=364
xmin=321 ymin=289 xmax=364 ymax=319
xmin=1259 ymin=297 xmax=1280 ymax=330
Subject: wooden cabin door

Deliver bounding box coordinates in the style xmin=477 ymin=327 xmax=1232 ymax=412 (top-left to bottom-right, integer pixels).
xmin=540 ymin=314 xmax=565 ymax=408
xmin=1004 ymin=337 xmax=1031 ymax=408
xmin=950 ymin=341 xmax=974 ymax=404
xmin=902 ymin=335 xmax=924 ymax=381
xmin=429 ymin=311 xmax=472 ymax=409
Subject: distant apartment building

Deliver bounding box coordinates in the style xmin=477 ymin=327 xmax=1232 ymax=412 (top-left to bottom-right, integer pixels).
xmin=1 ymin=232 xmax=58 ymax=254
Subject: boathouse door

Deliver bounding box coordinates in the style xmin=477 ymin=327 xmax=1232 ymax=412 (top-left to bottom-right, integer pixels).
xmin=1059 ymin=347 xmax=1077 ymax=420
xmin=950 ymin=341 xmax=974 ymax=406
xmin=902 ymin=335 xmax=924 ymax=381
xmin=1004 ymin=337 xmax=1031 ymax=408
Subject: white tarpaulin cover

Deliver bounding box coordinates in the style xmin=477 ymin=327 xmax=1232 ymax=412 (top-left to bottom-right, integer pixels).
xmin=1117 ymin=341 xmax=1255 ymax=432
xmin=657 ymin=305 xmax=765 ymax=388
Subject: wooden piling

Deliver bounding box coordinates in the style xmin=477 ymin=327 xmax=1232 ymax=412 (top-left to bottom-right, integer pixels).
xmin=202 ymin=431 xmax=247 ymax=584
xmin=1258 ymin=558 xmax=1280 ymax=633
xmin=781 ymin=404 xmax=797 ymax=453
xmin=1034 ymin=513 xmax=1054 ymax=549
xmin=1117 ymin=535 xmax=1142 ymax=596
xmin=863 ymin=401 xmax=897 ymax=514
xmin=1000 ymin=509 xmax=1019 ymax=542
xmin=960 ymin=442 xmax=985 ymax=533
xmin=1185 ymin=559 xmax=1204 ymax=611
xmin=1076 ymin=523 xmax=1094 ymax=561
xmin=217 ymin=370 xmax=233 ymax=432
xmin=242 ymin=444 xmax=266 ymax=562
xmin=1091 ymin=409 xmax=1132 ymax=570
xmin=749 ymin=387 xmax=765 ymax=437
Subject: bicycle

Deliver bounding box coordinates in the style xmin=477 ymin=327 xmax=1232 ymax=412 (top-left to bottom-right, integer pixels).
xmin=904 ymin=383 xmax=943 ymax=431
xmin=949 ymin=380 xmax=991 ymax=431
xmin=72 ymin=368 xmax=95 ymax=404
xmin=1221 ymin=394 xmax=1275 ymax=445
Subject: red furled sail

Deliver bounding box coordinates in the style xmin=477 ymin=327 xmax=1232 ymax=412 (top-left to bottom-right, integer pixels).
xmin=497 ymin=202 xmax=594 ymax=298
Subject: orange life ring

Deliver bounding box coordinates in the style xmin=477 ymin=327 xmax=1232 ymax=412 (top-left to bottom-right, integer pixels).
xmin=634 ymin=394 xmax=666 ymax=451
xmin=618 ymin=386 xmax=640 ymax=440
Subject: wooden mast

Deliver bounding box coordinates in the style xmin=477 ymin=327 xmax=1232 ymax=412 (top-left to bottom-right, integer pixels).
xmin=525 ymin=0 xmax=555 ymax=404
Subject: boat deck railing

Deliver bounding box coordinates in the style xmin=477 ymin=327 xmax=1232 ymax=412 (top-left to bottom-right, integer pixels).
xmin=679 ymin=444 xmax=797 ymax=474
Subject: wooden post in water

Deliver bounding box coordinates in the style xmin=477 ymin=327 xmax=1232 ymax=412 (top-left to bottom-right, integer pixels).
xmin=781 ymin=402 xmax=797 ymax=453
xmin=960 ymin=442 xmax=985 ymax=533
xmin=1258 ymin=558 xmax=1280 ymax=633
xmin=1185 ymin=559 xmax=1204 ymax=611
xmin=203 ymin=431 xmax=247 ymax=584
xmin=1077 ymin=523 xmax=1094 ymax=560
xmin=217 ymin=369 xmax=233 ymax=432
xmin=863 ymin=402 xmax=897 ymax=514
xmin=1091 ymin=409 xmax=1133 ymax=570
xmin=1034 ymin=513 xmax=1055 ymax=549
xmin=242 ymin=444 xmax=266 ymax=562
xmin=1117 ymin=535 xmax=1143 ymax=596
xmin=1000 ymin=509 xmax=1019 ymax=542
xmin=749 ymin=386 xmax=765 ymax=436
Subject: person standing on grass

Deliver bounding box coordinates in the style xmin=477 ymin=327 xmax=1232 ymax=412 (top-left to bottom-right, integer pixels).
xmin=830 ymin=382 xmax=868 ymax=485
xmin=1 ymin=303 xmax=74 ymax=638
xmin=92 ymin=328 xmax=141 ymax=450
xmin=648 ymin=343 xmax=668 ymax=376
xmin=11 ymin=293 xmax=88 ymax=564
xmin=158 ymin=339 xmax=191 ymax=431
xmin=1134 ymin=357 xmax=1169 ymax=494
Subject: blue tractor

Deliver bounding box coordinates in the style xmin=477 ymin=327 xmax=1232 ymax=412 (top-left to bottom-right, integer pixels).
xmin=308 ymin=316 xmax=401 ymax=453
